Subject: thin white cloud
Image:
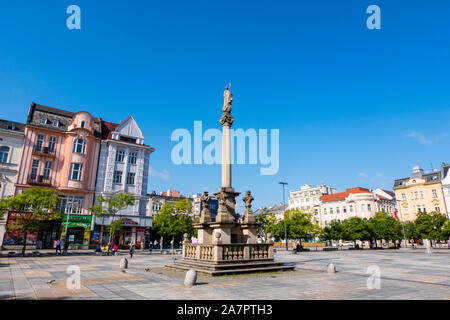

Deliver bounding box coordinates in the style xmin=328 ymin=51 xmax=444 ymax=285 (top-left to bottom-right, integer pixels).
xmin=405 ymin=131 xmax=446 ymax=145
xmin=149 ymin=167 xmax=170 ymax=181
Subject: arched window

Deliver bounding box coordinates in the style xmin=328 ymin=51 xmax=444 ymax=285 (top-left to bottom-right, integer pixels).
xmin=0 ymin=146 xmax=9 ymax=163
xmin=72 ymin=138 xmax=86 ymax=154
xmin=80 ymin=121 xmax=85 ymax=128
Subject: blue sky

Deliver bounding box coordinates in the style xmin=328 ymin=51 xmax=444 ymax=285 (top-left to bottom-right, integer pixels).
xmin=1 ymin=0 xmax=450 ymax=211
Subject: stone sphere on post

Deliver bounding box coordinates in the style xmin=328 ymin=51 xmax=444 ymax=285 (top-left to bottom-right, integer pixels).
xmin=214 ymin=231 xmax=222 ymax=244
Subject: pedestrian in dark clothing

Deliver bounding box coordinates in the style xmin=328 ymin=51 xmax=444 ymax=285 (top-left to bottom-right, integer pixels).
xmin=129 ymin=241 xmax=135 ymax=259
xmin=56 ymin=239 xmax=62 ymax=255
xmin=63 ymin=240 xmax=69 ymax=254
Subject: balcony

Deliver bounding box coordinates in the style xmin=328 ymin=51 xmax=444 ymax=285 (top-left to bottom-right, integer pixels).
xmin=28 ymin=175 xmax=52 ymax=186
xmin=32 ymin=147 xmax=56 ymax=158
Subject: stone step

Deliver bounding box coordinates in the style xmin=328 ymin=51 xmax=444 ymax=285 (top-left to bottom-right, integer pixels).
xmin=173 ymin=260 xmax=286 ymax=271
xmin=166 ymin=263 xmax=295 ymax=276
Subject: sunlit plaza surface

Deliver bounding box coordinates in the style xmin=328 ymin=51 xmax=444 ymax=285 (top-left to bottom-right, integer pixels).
xmin=0 ymin=250 xmax=449 ymax=300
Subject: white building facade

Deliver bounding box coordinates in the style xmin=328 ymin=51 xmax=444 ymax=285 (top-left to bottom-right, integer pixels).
xmin=288 ymin=184 xmax=337 ymax=221
xmin=319 ymin=187 xmax=395 ymax=228
xmin=92 ymin=116 xmax=154 ymax=248
xmin=441 ymin=163 xmax=450 ymax=219
xmin=0 ymin=120 xmax=25 ymax=247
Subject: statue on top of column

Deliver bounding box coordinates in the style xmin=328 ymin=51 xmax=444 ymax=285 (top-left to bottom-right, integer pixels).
xmin=222 ymin=84 xmax=233 ymax=113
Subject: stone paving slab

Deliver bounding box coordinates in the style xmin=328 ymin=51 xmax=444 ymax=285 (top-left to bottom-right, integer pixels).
xmin=0 ymin=250 xmax=449 ymax=300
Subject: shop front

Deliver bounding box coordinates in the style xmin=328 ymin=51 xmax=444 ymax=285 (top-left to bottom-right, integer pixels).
xmin=60 ymin=214 xmax=92 ymax=249
xmin=91 ymin=215 xmax=152 ymax=249
xmin=2 ymin=211 xmax=60 ymax=249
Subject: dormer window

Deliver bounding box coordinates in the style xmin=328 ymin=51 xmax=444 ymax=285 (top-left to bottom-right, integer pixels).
xmin=40 ymin=117 xmax=47 ymax=125
xmin=52 ymin=120 xmax=59 ymax=127
xmin=80 ymin=121 xmax=85 ymax=128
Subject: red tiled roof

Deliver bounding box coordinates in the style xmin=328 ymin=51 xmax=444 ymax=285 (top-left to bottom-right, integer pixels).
xmin=320 ymin=187 xmax=371 ymax=202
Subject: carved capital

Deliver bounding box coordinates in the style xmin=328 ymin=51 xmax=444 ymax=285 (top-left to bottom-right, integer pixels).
xmin=220 ymin=112 xmax=234 ymax=127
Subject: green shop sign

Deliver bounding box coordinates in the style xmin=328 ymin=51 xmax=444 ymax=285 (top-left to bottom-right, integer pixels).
xmin=61 ymin=214 xmax=92 ymax=229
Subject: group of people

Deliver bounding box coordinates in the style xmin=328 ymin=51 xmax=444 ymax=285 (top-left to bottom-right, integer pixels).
xmin=94 ymin=241 xmax=136 ymax=258
xmin=55 ymin=239 xmax=70 ymax=255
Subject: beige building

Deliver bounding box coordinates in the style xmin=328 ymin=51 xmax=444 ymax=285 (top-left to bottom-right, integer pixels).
xmin=288 ymin=184 xmax=337 ymax=221
xmin=393 ymin=165 xmax=447 ymax=222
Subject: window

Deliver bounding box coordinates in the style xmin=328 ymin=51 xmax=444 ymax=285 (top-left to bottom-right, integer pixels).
xmin=336 ymin=207 xmax=340 ymax=214
xmin=115 ymin=150 xmax=125 ymax=162
xmin=128 ymin=152 xmax=137 ymax=164
xmin=69 ymin=163 xmax=83 ymax=180
xmin=417 ymin=205 xmax=421 ymax=212
xmin=40 ymin=117 xmax=47 ymax=125
xmin=343 ymin=206 xmax=347 ymax=213
xmin=52 ymin=120 xmax=59 ymax=127
xmin=30 ymin=159 xmax=39 ymax=180
xmin=0 ymin=146 xmax=9 ymax=163
xmin=59 ymin=196 xmax=84 ymax=214
xmin=35 ymin=134 xmax=45 ymax=152
xmin=402 ymin=193 xmax=406 ymax=200
xmin=330 ymin=208 xmax=334 ymax=214
xmin=80 ymin=121 xmax=85 ymax=128
xmin=43 ymin=161 xmax=52 ymax=179
xmin=48 ymin=136 xmax=56 ymax=152
xmin=323 ymin=208 xmax=327 ymax=215
xmin=72 ymin=138 xmax=86 ymax=154
xmin=404 ymin=207 xmax=409 ymax=214
xmin=414 ymin=191 xmax=418 ymax=199
xmin=349 ymin=205 xmax=353 ymax=212
xmin=432 ymin=189 xmax=437 ymax=198
xmin=113 ymin=171 xmax=122 ymax=184
xmin=367 ymin=204 xmax=371 ymax=211
xmin=420 ymin=191 xmax=424 ymax=199
xmin=126 ymin=172 xmax=135 ymax=185
xmin=361 ymin=204 xmax=366 ymax=211
xmin=435 ymin=205 xmax=440 ymax=212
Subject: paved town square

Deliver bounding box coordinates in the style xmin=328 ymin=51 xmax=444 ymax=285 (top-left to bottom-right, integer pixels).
xmin=0 ymin=250 xmax=449 ymax=300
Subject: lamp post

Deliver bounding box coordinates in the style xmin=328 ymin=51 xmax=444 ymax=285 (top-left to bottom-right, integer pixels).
xmin=396 ymin=199 xmax=408 ymax=248
xmin=279 ymin=182 xmax=288 ymax=251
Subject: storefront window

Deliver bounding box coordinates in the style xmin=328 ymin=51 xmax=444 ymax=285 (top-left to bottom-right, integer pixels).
xmin=59 ymin=195 xmax=84 ymax=214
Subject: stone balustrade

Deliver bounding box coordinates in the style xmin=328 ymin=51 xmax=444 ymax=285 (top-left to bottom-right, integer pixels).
xmin=182 ymin=243 xmax=274 ymax=263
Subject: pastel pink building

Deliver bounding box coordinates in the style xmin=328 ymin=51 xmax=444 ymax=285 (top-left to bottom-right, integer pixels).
xmin=9 ymin=103 xmax=102 ymax=249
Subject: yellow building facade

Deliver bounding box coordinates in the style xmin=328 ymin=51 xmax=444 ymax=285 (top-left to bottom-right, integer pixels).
xmin=394 ymin=165 xmax=448 ymax=222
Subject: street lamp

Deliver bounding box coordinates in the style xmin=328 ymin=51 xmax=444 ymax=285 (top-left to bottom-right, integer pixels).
xmin=279 ymin=182 xmax=288 ymax=252
xmin=396 ymin=199 xmax=408 ymax=248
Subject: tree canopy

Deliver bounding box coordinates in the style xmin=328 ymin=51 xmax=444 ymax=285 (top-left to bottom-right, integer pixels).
xmin=0 ymin=187 xmax=62 ymax=256
xmin=152 ymin=198 xmax=197 ymax=244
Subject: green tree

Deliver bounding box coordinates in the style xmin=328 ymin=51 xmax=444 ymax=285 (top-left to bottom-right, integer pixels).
xmin=287 ymin=209 xmax=320 ymax=244
xmin=268 ymin=209 xmax=319 ymax=244
xmin=404 ymin=221 xmax=419 ymax=241
xmin=442 ymin=220 xmax=450 ymax=239
xmin=0 ymin=187 xmax=62 ymax=256
xmin=152 ymin=198 xmax=196 ymax=249
xmin=89 ymin=191 xmax=135 ymax=255
xmin=341 ymin=217 xmax=372 ymax=247
xmin=255 ymin=208 xmax=271 ymax=241
xmin=323 ymin=219 xmax=344 ymax=243
xmin=414 ymin=211 xmax=448 ymax=242
xmin=368 ymin=212 xmax=403 ymax=245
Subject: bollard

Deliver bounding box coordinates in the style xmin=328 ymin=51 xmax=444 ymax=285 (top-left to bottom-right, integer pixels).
xmin=184 ymin=269 xmax=197 ymax=287
xmin=120 ymin=258 xmax=128 ymax=269
xmin=327 ymin=262 xmax=336 ymax=273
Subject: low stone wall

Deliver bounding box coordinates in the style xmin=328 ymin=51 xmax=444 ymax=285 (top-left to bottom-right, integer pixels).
xmin=182 ymin=243 xmax=274 ymax=263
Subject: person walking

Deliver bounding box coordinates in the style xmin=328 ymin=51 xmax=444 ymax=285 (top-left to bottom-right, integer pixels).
xmin=113 ymin=243 xmax=118 ymax=256
xmin=148 ymin=241 xmax=153 ymax=254
xmin=129 ymin=241 xmax=135 ymax=259
xmin=63 ymin=239 xmax=69 ymax=254
xmin=55 ymin=239 xmax=62 ymax=255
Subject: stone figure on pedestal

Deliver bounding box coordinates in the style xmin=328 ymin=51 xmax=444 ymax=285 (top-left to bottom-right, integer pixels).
xmin=222 ymin=85 xmax=233 ymax=113
xmin=200 ymin=191 xmax=211 ymax=223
